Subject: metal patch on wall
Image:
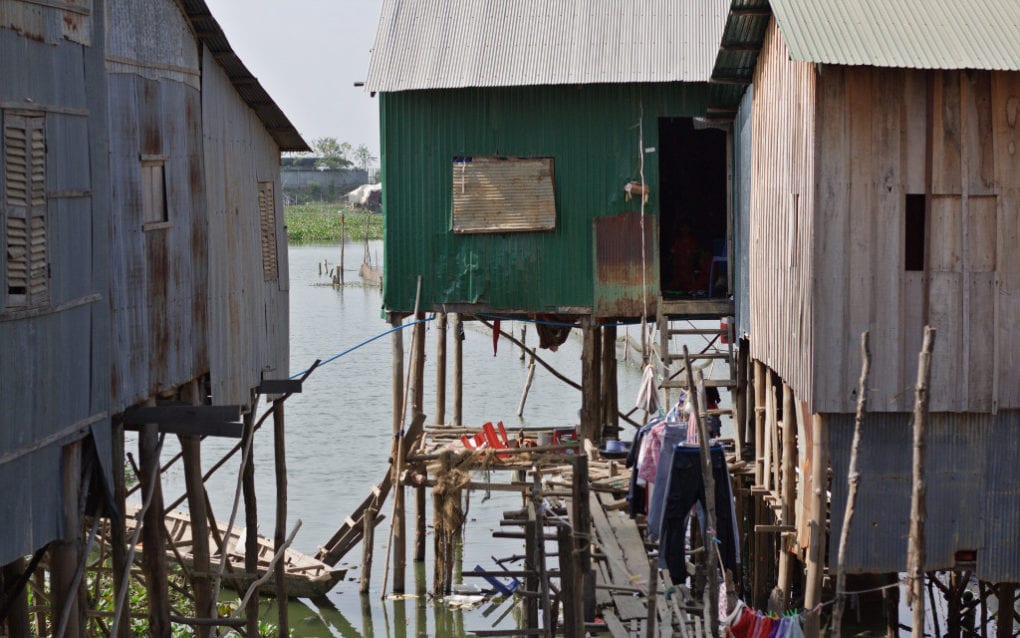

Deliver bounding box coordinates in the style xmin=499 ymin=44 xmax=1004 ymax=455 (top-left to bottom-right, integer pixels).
xmin=451 ymin=156 xmax=556 ymax=234
xmin=593 ymin=211 xmax=659 ymax=318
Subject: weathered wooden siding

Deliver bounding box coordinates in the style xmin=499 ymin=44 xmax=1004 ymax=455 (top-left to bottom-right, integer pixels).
xmin=107 ymin=0 xmax=208 ymax=410
xmin=810 ymin=67 xmax=1020 ymax=412
xmin=202 ymin=50 xmax=288 ymax=405
xmin=748 ymin=18 xmax=815 ymax=399
xmin=0 ymin=2 xmax=110 ymax=564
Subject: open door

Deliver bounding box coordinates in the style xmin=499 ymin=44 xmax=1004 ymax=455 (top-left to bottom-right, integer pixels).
xmin=593 ymin=211 xmax=659 ymax=319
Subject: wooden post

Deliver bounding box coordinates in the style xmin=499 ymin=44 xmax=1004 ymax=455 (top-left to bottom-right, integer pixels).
xmin=734 ymin=338 xmax=749 ymax=462
xmin=272 ymin=399 xmax=289 ymax=635
xmin=572 ymin=455 xmax=594 ymax=622
xmin=241 ymin=408 xmax=259 ymax=638
xmin=451 ymin=313 xmax=463 ymax=426
xmin=360 ymin=507 xmax=376 ymax=594
xmin=524 ymin=507 xmax=540 ymax=629
xmin=884 ymin=573 xmax=900 ymax=638
xmin=580 ymin=318 xmax=602 ymax=444
xmin=833 ymin=333 xmax=870 ymax=637
xmin=436 ymin=313 xmax=447 ymax=425
xmin=645 ymin=555 xmax=659 ymax=638
xmin=601 ymin=325 xmax=619 ymax=440
xmin=110 ymin=417 xmax=129 ymax=638
xmin=557 ymin=525 xmax=577 ymax=637
xmin=803 ymin=413 xmax=829 ymax=638
xmin=907 ymin=327 xmax=935 ymax=638
xmin=517 ymin=354 xmax=537 ymax=417
xmin=179 ymin=381 xmax=212 ymax=638
xmin=520 ymin=324 xmax=527 ymax=360
xmin=389 ymin=312 xmax=405 ymax=595
xmin=139 ymin=420 xmax=171 ymax=638
xmin=774 ymin=381 xmax=798 ymax=610
xmin=996 ymin=583 xmax=1015 ymax=637
xmin=533 ymin=472 xmax=553 ymax=638
xmin=340 ymin=213 xmax=346 ymax=285
xmin=414 ymin=472 xmax=427 ymax=562
xmin=412 ymin=302 xmax=426 ymax=420
xmin=753 ymin=361 xmax=766 ymax=486
xmin=2 ymin=558 xmax=31 ymax=637
xmin=683 ymin=350 xmax=719 ymax=636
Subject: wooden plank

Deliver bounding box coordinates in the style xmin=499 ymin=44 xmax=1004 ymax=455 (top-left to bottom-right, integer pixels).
xmin=928 ymin=271 xmax=964 ymax=411
xmin=124 ymin=421 xmax=243 ymax=438
xmin=601 ymin=611 xmax=630 ymax=638
xmin=256 ymin=379 xmax=302 ymax=394
xmin=929 ymin=195 xmax=963 ymax=272
xmin=963 ymin=71 xmax=996 ymax=196
xmin=903 ymin=70 xmax=929 ymax=195
xmin=901 ymin=272 xmax=926 ymax=411
xmin=872 ymin=68 xmax=904 ymax=411
xmin=966 ymin=195 xmax=998 ymax=272
xmin=123 ymin=405 xmax=242 ymax=426
xmin=932 ymin=70 xmax=963 ymax=195
xmin=966 ymin=272 xmax=996 ymax=411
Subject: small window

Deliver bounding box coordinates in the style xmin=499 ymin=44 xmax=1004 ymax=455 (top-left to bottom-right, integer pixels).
xmin=4 ymin=113 xmax=48 ymax=308
xmin=451 ymin=156 xmax=556 ymax=233
xmin=258 ymin=181 xmax=278 ymax=282
xmin=141 ymin=157 xmax=167 ymax=227
xmin=905 ymin=193 xmax=926 ymax=271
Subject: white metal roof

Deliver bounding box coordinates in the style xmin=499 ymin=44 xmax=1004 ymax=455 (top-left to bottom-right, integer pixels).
xmin=365 ymin=0 xmax=729 ymax=92
xmin=771 ymin=0 xmax=1020 ymax=71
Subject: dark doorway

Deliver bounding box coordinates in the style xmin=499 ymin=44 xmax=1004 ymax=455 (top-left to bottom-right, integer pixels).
xmin=658 ymin=117 xmax=728 ymax=298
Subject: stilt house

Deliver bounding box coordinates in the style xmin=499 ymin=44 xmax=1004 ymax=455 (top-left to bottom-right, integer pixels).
xmin=711 ymin=0 xmax=1020 ymax=612
xmin=367 ymin=0 xmax=747 ymax=438
xmin=0 ymin=0 xmax=304 ymax=632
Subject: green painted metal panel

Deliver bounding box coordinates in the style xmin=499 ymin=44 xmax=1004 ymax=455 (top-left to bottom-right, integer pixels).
xmin=380 ymin=83 xmax=709 ymax=314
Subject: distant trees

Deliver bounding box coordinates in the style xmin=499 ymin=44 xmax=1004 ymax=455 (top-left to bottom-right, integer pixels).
xmin=353 ymin=144 xmax=377 ymax=172
xmin=313 ymin=137 xmax=353 ymax=170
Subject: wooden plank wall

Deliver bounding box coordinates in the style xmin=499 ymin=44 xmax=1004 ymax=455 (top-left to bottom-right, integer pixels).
xmin=748 ymin=18 xmax=816 ymax=402
xmin=810 ymin=67 xmax=1019 ymax=413
xmin=202 ymin=50 xmax=289 ymax=406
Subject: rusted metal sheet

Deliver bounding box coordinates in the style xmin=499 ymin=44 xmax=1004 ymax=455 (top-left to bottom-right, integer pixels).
xmin=451 ymin=157 xmax=556 ymax=234
xmin=593 ymin=211 xmax=659 ymax=319
xmin=828 ymin=410 xmax=1020 ymax=582
xmin=0 ymin=0 xmax=91 ymax=45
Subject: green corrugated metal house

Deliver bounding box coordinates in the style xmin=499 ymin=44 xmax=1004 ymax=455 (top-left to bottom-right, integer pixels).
xmin=366 ymin=0 xmax=738 ymax=321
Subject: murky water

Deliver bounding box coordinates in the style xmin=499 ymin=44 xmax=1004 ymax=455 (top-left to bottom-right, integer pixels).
xmin=151 ymin=242 xmax=736 ymax=636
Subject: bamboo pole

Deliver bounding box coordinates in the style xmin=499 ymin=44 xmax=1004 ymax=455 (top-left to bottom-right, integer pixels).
xmin=907 ymin=327 xmax=935 ymax=638
xmin=753 ymin=361 xmax=766 ymax=486
xmin=683 ymin=348 xmax=718 ymax=636
xmin=452 ymin=313 xmax=463 ymax=426
xmin=832 ymin=332 xmax=870 ymax=636
xmin=436 ymin=313 xmax=447 ymax=425
xmin=774 ymin=381 xmax=797 ymax=611
xmin=272 ymin=399 xmax=289 ymax=634
xmin=803 ymin=412 xmax=829 ymax=638
xmin=339 ymin=213 xmax=346 ymax=285
xmin=517 ymin=355 xmax=536 ymax=417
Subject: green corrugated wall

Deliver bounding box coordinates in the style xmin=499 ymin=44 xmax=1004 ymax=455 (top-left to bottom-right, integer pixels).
xmin=380 ymin=83 xmax=709 ymax=313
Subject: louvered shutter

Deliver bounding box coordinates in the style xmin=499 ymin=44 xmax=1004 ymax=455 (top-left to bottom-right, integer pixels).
xmin=258 ymin=181 xmax=278 ymax=282
xmin=4 ymin=114 xmax=47 ymax=307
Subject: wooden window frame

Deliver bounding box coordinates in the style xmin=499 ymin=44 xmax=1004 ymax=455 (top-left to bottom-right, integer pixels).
xmin=3 ymin=111 xmax=48 ymax=309
xmin=258 ymin=180 xmax=278 ymax=282
xmin=141 ymin=154 xmax=169 ymax=230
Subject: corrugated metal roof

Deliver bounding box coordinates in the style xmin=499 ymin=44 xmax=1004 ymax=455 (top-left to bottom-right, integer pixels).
xmin=366 ymin=0 xmax=728 ymax=92
xmin=771 ymin=0 xmax=1020 ymax=71
xmin=175 ymin=0 xmax=309 ymax=151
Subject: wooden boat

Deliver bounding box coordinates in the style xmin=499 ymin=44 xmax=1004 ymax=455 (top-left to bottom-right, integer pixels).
xmin=126 ymin=504 xmax=347 ymax=599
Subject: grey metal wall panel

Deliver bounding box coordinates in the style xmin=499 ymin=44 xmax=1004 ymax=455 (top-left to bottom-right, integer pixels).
xmin=829 ymin=411 xmax=1020 ymax=581
xmin=202 ymin=51 xmax=289 ymax=405
xmin=106 ymin=0 xmax=200 ymax=83
xmin=733 ymin=85 xmax=752 ymax=338
xmin=366 ymin=0 xmax=728 ymax=92
xmin=771 ymin=0 xmax=1020 ymax=72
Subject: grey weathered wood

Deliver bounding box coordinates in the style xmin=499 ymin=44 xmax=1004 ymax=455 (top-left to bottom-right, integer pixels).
xmin=139 ymin=424 xmax=170 ymax=637
xmin=256 ymin=379 xmax=302 ymax=395
xmin=908 ymin=327 xmax=935 ymax=638
xmin=122 ymin=405 xmax=242 ymax=426
xmin=360 ymin=507 xmax=376 ymax=594
xmin=753 ymin=361 xmax=765 ymax=486
xmin=833 ymin=332 xmax=870 ymax=637
xmin=125 ymin=420 xmax=243 ymax=438
xmin=180 ymin=432 xmax=211 ymax=638
xmin=241 ymin=410 xmax=259 ymax=638
xmin=436 ymin=313 xmax=447 ymax=425
xmin=581 ymin=318 xmax=602 ymax=443
xmin=601 ymin=326 xmax=619 ymax=439
xmin=452 ymin=313 xmax=463 ymax=425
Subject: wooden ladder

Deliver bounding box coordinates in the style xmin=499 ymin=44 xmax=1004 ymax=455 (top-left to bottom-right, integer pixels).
xmin=655 ymin=306 xmax=736 ymax=413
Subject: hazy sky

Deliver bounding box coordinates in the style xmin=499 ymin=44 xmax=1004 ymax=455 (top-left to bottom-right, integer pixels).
xmin=203 ymin=0 xmax=383 ymax=159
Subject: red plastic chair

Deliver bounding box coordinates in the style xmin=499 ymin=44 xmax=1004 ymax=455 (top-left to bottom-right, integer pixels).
xmin=461 ymin=431 xmax=488 ymax=450
xmin=482 ymin=421 xmax=513 ymax=460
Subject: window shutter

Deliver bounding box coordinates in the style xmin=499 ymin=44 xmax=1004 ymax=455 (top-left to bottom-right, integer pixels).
xmin=258 ymin=181 xmax=278 ymax=282
xmin=5 ymin=114 xmax=47 ymax=306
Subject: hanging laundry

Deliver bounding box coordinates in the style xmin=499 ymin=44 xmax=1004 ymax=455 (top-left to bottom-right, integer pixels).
xmin=645 ymin=403 xmax=685 ymax=541
xmin=634 ymin=364 xmax=661 ymax=414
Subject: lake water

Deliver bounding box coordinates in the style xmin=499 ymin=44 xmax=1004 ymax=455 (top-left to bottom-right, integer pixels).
xmin=156 ymin=242 xmax=733 ymax=636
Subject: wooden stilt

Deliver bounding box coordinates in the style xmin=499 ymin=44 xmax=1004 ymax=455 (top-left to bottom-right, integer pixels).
xmin=2 ymin=558 xmax=31 ymax=637
xmin=524 ymin=506 xmax=540 ymax=630
xmin=436 ymin=313 xmax=447 ymax=425
xmin=753 ymin=361 xmax=766 ymax=486
xmin=272 ymin=399 xmax=289 ymax=635
xmin=388 ymin=312 xmax=406 ymax=596
xmin=645 ymin=555 xmax=659 ymax=638
xmin=763 ymin=379 xmax=775 ymax=492
xmin=774 ymin=381 xmax=798 ymax=611
xmin=178 ymin=381 xmax=212 ymax=638
xmin=907 ymin=327 xmax=935 ymax=638
xmin=139 ymin=419 xmax=171 ymax=638
xmin=451 ymin=313 xmax=463 ymax=426
xmin=360 ymin=507 xmax=376 ymax=594
xmin=734 ymin=338 xmax=749 ymax=462
xmin=803 ymin=413 xmax=829 ymax=638
xmin=339 ymin=213 xmax=346 ymax=285
xmin=572 ymin=455 xmax=594 ymax=622
xmin=884 ymin=573 xmax=900 ymax=638
xmin=557 ymin=524 xmax=577 ymax=637
xmin=580 ymin=318 xmax=602 ymax=444
xmin=996 ymin=582 xmax=1015 ymax=638
xmin=833 ymin=333 xmax=871 ymax=637
xmin=415 ymin=473 xmax=427 ymax=563
xmin=601 ymin=325 xmax=619 ymax=440
xmin=241 ymin=408 xmax=259 ymax=638
xmin=110 ymin=417 xmax=129 ymax=638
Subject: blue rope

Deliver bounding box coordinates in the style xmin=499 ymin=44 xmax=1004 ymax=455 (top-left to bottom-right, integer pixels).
xmin=289 ymin=317 xmax=435 ymax=379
